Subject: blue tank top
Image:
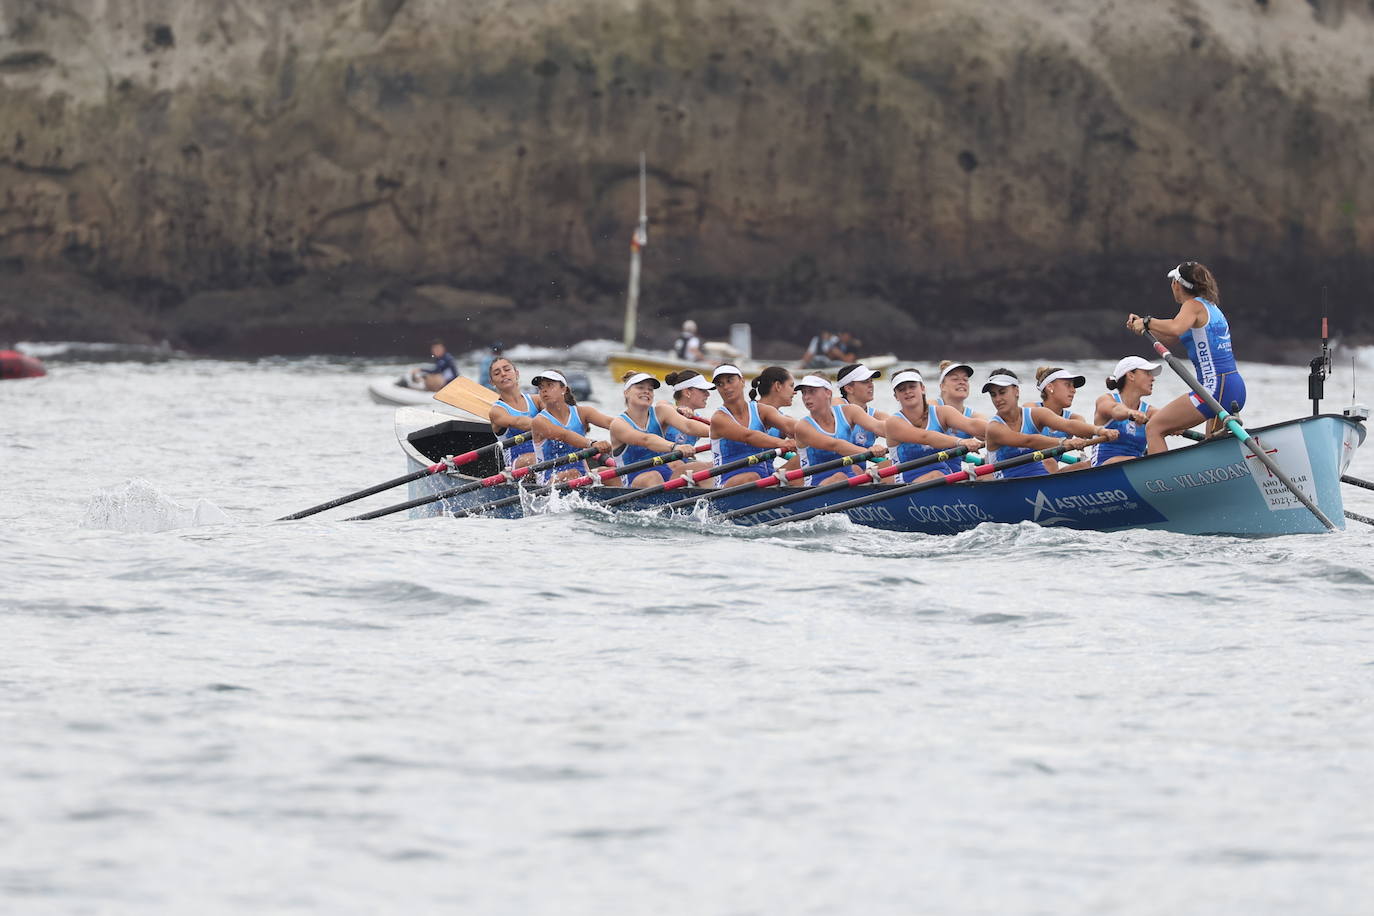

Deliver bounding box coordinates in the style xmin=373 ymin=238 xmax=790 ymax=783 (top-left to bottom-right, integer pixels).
xmin=663 ymin=411 xmax=704 ymax=446
xmin=934 ymin=398 xmax=976 ymax=439
xmin=616 ymin=408 xmax=669 ymax=471
xmin=1036 ymin=406 xmax=1075 ymax=439
xmin=492 ymin=393 xmax=538 ymax=466
xmin=801 ymin=406 xmax=862 ymax=486
xmin=712 ymin=402 xmax=775 ymax=469
xmin=1183 ymin=298 xmax=1240 ymax=391
xmin=1092 ymin=392 xmax=1151 ymax=465
xmin=891 ymin=408 xmax=957 ymax=482
xmin=535 ymin=405 xmax=588 ymax=482
xmin=842 ymin=402 xmax=879 ymax=448
xmin=990 ymin=407 xmax=1050 ymax=480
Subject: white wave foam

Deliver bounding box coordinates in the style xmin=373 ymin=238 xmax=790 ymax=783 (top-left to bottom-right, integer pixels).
xmin=81 ymin=478 xmax=232 ymax=532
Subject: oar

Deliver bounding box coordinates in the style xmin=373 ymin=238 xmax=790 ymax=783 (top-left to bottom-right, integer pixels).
xmin=447 ymin=444 xmax=710 ymax=518
xmin=1345 ymin=509 xmax=1374 ymax=527
xmin=657 ymin=450 xmax=885 ymax=514
xmin=433 ymin=377 xmax=501 ymax=417
xmin=600 ymin=447 xmax=790 ymax=507
xmin=1341 ymin=474 xmax=1374 ymax=492
xmin=719 ymin=446 xmax=971 ymax=522
xmin=762 ymin=439 xmax=1101 ymax=527
xmin=1142 ymin=328 xmax=1335 ymax=531
xmin=346 ymin=444 xmax=604 ymax=520
xmin=278 ymin=433 xmax=531 ymax=520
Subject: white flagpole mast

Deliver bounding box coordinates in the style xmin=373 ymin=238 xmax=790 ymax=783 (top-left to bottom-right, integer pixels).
xmin=623 ymin=152 xmax=647 ymax=351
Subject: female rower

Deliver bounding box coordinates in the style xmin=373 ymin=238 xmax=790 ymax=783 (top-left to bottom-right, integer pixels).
xmin=486 ymin=356 xmax=543 ymax=470
xmin=661 ymin=369 xmax=716 ymax=478
xmin=1091 ymin=356 xmax=1163 ymax=466
xmin=834 ymin=363 xmax=891 ymax=451
xmin=884 ymin=369 xmax=986 ymax=483
xmin=708 ymin=365 xmax=799 ymax=486
xmin=936 ymin=361 xmax=988 ymax=422
xmin=981 ymin=369 xmax=1114 ymax=479
xmin=529 ymin=370 xmax=615 ymax=484
xmin=1127 ymin=260 xmax=1246 ymax=452
xmin=793 ymin=376 xmax=889 ymax=485
xmin=1033 ymin=366 xmax=1087 ymax=471
xmin=609 ymin=372 xmax=711 ymax=487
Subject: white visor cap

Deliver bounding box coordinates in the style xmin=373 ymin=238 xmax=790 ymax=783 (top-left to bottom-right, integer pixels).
xmin=672 ymin=374 xmax=714 ymax=392
xmin=711 ymin=364 xmax=744 ymax=382
xmin=1167 ymin=265 xmax=1195 ymax=289
xmin=1112 ymin=356 xmax=1163 ymax=381
xmin=981 ymin=373 xmax=1020 ymax=393
xmin=795 ymin=374 xmax=834 ymax=391
xmin=1036 ymin=369 xmax=1086 ymax=391
xmin=890 ymin=370 xmax=925 ymax=388
xmin=531 ymin=370 xmax=568 ymax=387
xmin=622 ymin=372 xmax=661 ymax=392
xmin=938 ymin=362 xmax=975 ymax=382
xmin=836 ymin=364 xmax=880 ymax=385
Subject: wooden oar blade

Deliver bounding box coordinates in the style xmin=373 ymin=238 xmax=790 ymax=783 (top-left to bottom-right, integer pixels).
xmin=434 ymin=377 xmax=499 ymax=418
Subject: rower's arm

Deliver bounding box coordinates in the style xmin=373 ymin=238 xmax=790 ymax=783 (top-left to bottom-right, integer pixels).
xmin=1133 ymin=299 xmax=1203 ymax=339
xmin=937 ymin=404 xmax=988 ymax=440
xmin=578 ymin=406 xmax=620 ymax=431
xmin=795 ymin=418 xmax=869 ymax=457
xmin=1096 ymin=394 xmax=1146 ymax=425
xmin=884 ymin=415 xmax=967 ymax=450
xmin=841 ymin=404 xmax=888 ymax=437
xmin=1029 ymin=405 xmax=1105 ymax=440
xmin=984 ymin=418 xmax=1063 ymax=452
xmin=711 ymin=410 xmax=789 ymax=449
xmin=655 ymin=404 xmax=710 ymax=440
xmin=609 ymin=416 xmax=678 ymax=455
xmin=489 ymin=403 xmax=535 ymax=432
xmin=758 ymin=404 xmax=797 ymax=437
xmin=533 ymin=414 xmax=590 ymax=448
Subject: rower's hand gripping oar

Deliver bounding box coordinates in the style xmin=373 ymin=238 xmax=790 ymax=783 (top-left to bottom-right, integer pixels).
xmin=347 ymin=443 xmax=604 ymax=520
xmin=656 ymin=450 xmax=887 ymax=514
xmin=446 ymin=444 xmax=711 ymax=518
xmin=600 ymin=447 xmax=792 ymax=508
xmin=1141 ymin=328 xmax=1335 ymax=531
xmin=762 ymin=438 xmax=1104 ymax=527
xmin=278 ymin=433 xmax=531 ymax=520
xmin=719 ymin=446 xmax=971 ymax=522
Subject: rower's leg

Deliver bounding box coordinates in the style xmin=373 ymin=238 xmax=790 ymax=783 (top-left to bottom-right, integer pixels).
xmin=1144 ymin=394 xmax=1207 ymax=455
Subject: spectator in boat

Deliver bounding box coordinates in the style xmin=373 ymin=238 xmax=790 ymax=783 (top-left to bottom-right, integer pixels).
xmin=487 ymin=356 xmax=543 ymax=470
xmin=800 ymin=330 xmax=840 ymax=368
xmin=982 ymin=369 xmax=1114 ymax=480
xmin=793 ymin=376 xmax=889 ymax=486
xmin=610 ymin=372 xmax=712 ymax=487
xmin=662 ymin=369 xmax=716 ymax=479
xmin=479 ymin=342 xmax=504 ymax=391
xmin=709 ymin=365 xmax=799 ymax=486
xmin=828 ymin=331 xmax=861 ymax=363
xmin=411 ymin=339 xmax=459 ymax=391
xmin=530 ymin=370 xmax=615 ymax=484
xmin=673 ymin=320 xmax=705 ymax=362
xmin=1127 ymin=260 xmax=1247 ymax=452
xmin=884 ymin=369 xmax=986 ymax=483
xmin=1033 ymin=367 xmax=1089 ymax=472
xmin=835 ymin=363 xmax=891 ymax=453
xmin=1092 ymin=357 xmax=1163 ymax=466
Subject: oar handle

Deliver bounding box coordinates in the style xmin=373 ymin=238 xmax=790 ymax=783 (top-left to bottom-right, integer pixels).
xmin=599 ymin=449 xmax=792 ymax=507
xmin=558 ymin=443 xmax=711 ymax=490
xmin=658 ymin=449 xmax=881 ymax=512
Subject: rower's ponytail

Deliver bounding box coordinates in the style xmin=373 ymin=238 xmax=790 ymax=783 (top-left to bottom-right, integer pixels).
xmin=1035 ymin=366 xmax=1060 ymax=387
xmin=938 ymin=360 xmax=954 ymax=372
xmin=665 ymin=369 xmax=702 ymax=401
xmin=750 ymin=366 xmax=791 ymax=401
xmin=1105 ymin=375 xmax=1121 ymax=391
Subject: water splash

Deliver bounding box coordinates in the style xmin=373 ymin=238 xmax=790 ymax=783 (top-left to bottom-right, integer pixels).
xmin=81 ymin=478 xmax=232 ymax=532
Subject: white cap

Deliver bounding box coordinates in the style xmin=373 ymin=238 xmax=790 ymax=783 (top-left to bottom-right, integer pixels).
xmin=672 ymin=374 xmax=714 ymax=392
xmin=890 ymin=370 xmax=925 ymax=388
xmin=981 ymin=373 xmax=1020 ymax=393
xmin=1111 ymin=356 xmax=1163 ymax=381
xmin=711 ymin=364 xmax=743 ymax=381
xmin=530 ymin=369 xmax=568 ymax=387
xmin=835 ymin=363 xmax=880 ymax=386
xmin=939 ymin=362 xmax=974 ymax=382
xmin=795 ymin=374 xmax=834 ymax=391
xmin=1167 ymin=265 xmax=1195 ymax=289
xmin=682 ymin=319 xmax=698 ymax=333
xmin=1036 ymin=369 xmax=1086 ymax=391
xmin=622 ymin=372 xmax=662 ymax=392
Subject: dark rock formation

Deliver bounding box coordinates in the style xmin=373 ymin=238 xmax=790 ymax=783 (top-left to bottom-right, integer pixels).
xmin=1 ymin=0 xmax=1372 ymax=360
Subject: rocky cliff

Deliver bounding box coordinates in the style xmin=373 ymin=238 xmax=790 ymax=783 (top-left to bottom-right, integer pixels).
xmin=2 ymin=0 xmax=1372 ymax=359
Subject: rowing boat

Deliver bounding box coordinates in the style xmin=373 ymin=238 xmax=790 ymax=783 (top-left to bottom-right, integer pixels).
xmin=391 ymin=406 xmax=1367 ymax=535
xmin=605 ymin=350 xmax=899 ymax=385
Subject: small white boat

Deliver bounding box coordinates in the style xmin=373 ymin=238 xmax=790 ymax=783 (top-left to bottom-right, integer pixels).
xmin=367 ymin=376 xmax=463 ymax=411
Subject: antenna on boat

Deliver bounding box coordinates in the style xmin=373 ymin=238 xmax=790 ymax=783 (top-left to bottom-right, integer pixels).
xmin=622 ymin=151 xmax=648 ymax=351
xmin=1308 ymin=289 xmax=1331 ymax=417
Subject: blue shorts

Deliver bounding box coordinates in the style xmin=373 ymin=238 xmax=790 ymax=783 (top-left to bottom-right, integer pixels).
xmin=624 ymin=466 xmax=672 ymax=486
xmin=719 ymin=466 xmax=774 ymax=487
xmin=1188 ymin=371 xmax=1247 ymax=420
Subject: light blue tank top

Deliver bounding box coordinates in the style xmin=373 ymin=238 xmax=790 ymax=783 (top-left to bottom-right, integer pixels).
xmin=1183 ymin=298 xmax=1240 ymax=391
xmin=616 ymin=408 xmax=668 ymax=470
xmin=712 ymin=402 xmax=774 ymax=468
xmin=801 ymin=406 xmax=861 ymax=486
xmin=663 ymin=411 xmax=703 ymax=446
xmin=891 ymin=408 xmax=956 ymax=483
xmin=990 ymin=407 xmax=1050 ymax=480
xmin=535 ymin=405 xmax=587 ymax=482
xmin=1093 ymin=392 xmax=1151 ymax=465
xmin=492 ymin=393 xmax=538 ymax=467
xmin=1037 ymin=406 xmax=1075 ymax=439
xmin=934 ymin=398 xmax=976 ymax=439
xmin=843 ymin=402 xmax=879 ymax=448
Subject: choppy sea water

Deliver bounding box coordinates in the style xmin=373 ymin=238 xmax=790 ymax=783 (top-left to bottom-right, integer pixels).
xmin=3 ymin=349 xmax=1374 ymax=914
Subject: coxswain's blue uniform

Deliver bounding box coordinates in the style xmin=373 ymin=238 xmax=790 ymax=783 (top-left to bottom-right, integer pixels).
xmin=491 ymin=393 xmax=538 ymax=468
xmin=1184 ymin=298 xmax=1246 ymax=418
xmin=1092 ymin=393 xmax=1151 ymax=465
xmin=989 ymin=407 xmax=1051 ymax=479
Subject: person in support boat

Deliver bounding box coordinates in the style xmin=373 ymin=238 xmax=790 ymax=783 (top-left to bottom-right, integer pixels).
xmin=672 ymin=320 xmax=705 ymax=362
xmin=884 ymin=369 xmax=987 ymax=483
xmin=709 ymin=365 xmax=799 ymax=487
xmin=1127 ymin=260 xmax=1246 ymax=452
xmin=792 ymin=375 xmax=890 ymax=486
xmin=1032 ymin=366 xmax=1089 ymax=472
xmin=530 ymin=370 xmax=615 ymax=484
xmin=486 ymin=356 xmax=544 ymax=470
xmin=981 ymin=369 xmax=1115 ymax=479
xmin=410 ymin=338 xmax=459 ymax=391
xmin=662 ymin=369 xmax=716 ymax=479
xmin=609 ymin=372 xmax=712 ymax=488
xmin=834 ymin=363 xmax=891 ymax=453
xmin=1092 ymin=356 xmax=1163 ymax=466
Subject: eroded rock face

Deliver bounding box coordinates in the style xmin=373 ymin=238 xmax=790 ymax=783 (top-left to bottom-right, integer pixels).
xmin=1 ymin=0 xmax=1372 ymax=356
